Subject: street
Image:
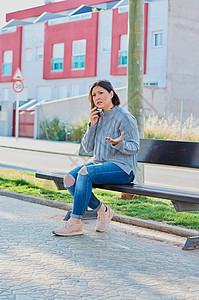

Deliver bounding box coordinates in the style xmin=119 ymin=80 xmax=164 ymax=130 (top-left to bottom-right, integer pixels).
xmin=1 ymin=147 xmax=199 ymax=192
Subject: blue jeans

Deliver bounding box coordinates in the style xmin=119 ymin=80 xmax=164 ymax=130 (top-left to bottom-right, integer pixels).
xmin=64 ymin=162 xmax=134 ymax=219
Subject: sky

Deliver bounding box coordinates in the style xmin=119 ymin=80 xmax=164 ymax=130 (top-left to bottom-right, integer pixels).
xmin=0 ymin=0 xmax=51 ymax=29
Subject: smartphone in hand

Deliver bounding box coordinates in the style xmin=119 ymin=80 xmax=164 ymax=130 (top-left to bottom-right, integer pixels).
xmin=95 ymin=106 xmax=102 ymax=117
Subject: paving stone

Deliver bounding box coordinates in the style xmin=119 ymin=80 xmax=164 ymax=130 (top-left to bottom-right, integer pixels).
xmin=1 ymin=195 xmax=199 ymax=299
xmin=14 ymin=295 xmax=34 ymax=300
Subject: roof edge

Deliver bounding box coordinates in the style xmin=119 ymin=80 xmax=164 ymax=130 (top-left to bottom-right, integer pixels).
xmin=6 ymin=0 xmax=117 ymax=22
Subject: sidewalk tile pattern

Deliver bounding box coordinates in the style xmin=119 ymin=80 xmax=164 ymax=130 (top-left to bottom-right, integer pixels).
xmin=1 ymin=196 xmax=199 ymax=299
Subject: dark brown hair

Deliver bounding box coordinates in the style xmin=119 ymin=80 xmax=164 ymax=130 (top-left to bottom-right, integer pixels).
xmin=88 ymin=80 xmax=120 ymax=109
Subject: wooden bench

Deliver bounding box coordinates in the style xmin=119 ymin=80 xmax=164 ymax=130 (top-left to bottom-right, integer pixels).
xmin=36 ymin=138 xmax=199 ymax=250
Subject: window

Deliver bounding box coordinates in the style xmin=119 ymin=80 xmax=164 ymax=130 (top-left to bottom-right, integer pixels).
xmin=2 ymin=50 xmax=12 ymax=76
xmin=152 ymin=31 xmax=163 ymax=47
xmin=36 ymin=47 xmax=44 ymax=60
xmin=119 ymin=34 xmax=127 ymax=66
xmin=52 ymin=43 xmax=64 ymax=71
xmin=101 ymin=37 xmax=111 ymax=53
xmin=72 ymin=40 xmax=86 ymax=69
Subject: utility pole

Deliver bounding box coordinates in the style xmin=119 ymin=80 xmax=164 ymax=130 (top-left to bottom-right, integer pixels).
xmin=127 ymin=0 xmax=144 ymax=137
xmin=128 ymin=0 xmax=144 ymax=183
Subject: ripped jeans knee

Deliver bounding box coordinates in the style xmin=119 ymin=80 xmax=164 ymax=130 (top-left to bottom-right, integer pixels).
xmin=63 ymin=173 xmax=75 ymax=188
xmin=78 ymin=166 xmax=88 ymax=175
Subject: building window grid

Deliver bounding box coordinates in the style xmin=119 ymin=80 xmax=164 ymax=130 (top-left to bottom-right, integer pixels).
xmin=52 ymin=58 xmax=63 ymax=71
xmin=51 ymin=43 xmax=64 ymax=72
xmin=119 ymin=34 xmax=127 ymax=66
xmin=2 ymin=63 xmax=12 ymax=76
xmin=119 ymin=50 xmax=127 ymax=66
xmin=2 ymin=50 xmax=13 ymax=76
xmin=72 ymin=40 xmax=86 ymax=70
xmin=153 ymin=31 xmax=163 ymax=47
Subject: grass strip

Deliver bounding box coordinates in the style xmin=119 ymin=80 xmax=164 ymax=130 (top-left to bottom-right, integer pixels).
xmin=0 ymin=168 xmax=198 ymax=230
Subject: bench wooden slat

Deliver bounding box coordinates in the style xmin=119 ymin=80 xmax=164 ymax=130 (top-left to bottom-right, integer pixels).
xmin=93 ymin=183 xmax=199 ymax=205
xmin=36 ymin=172 xmax=65 ymax=182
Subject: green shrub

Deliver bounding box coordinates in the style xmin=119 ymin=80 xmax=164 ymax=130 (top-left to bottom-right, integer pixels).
xmin=39 ymin=116 xmax=89 ymax=143
xmin=39 ymin=114 xmax=199 ymax=143
xmin=67 ymin=116 xmax=88 ymax=143
xmin=39 ymin=117 xmax=66 ymax=141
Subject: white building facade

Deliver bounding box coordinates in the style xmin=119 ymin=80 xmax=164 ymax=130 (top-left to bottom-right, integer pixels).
xmin=0 ymin=0 xmax=198 ymax=137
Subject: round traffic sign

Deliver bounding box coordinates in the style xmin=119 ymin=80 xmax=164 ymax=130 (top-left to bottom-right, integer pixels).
xmin=13 ymin=80 xmax=24 ymax=93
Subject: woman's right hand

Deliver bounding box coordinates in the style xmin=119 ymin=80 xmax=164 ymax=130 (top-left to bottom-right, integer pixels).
xmin=90 ymin=107 xmax=99 ymax=126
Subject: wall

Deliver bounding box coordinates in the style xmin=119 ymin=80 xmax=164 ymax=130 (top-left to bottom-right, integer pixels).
xmin=97 ymin=10 xmax=112 ymax=79
xmin=0 ymin=100 xmax=14 ymax=136
xmin=43 ymin=12 xmax=99 ymax=79
xmin=0 ymin=84 xmax=172 ymax=137
xmin=144 ymin=0 xmax=168 ymax=86
xmin=166 ymin=0 xmax=199 ymax=120
xmin=0 ymin=1 xmax=169 ymax=103
xmin=143 ymin=86 xmax=168 ymax=117
xmin=37 ymin=87 xmax=127 ymax=138
xmin=36 ymin=85 xmax=169 ymax=138
xmin=22 ymin=23 xmax=45 ymax=100
xmin=0 ymin=27 xmax=22 ymax=82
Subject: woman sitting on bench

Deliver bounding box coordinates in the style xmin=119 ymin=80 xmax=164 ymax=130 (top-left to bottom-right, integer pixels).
xmin=53 ymin=80 xmax=139 ymax=236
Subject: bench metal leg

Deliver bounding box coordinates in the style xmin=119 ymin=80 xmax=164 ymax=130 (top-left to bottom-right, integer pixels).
xmin=55 ymin=182 xmax=65 ymax=190
xmin=182 ymin=236 xmax=199 ymax=250
xmin=172 ymin=201 xmax=199 ymax=212
xmin=63 ymin=209 xmax=97 ymax=221
xmin=63 ymin=211 xmax=72 ymax=221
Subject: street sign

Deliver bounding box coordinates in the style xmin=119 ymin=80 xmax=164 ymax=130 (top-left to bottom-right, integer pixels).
xmin=13 ymin=67 xmax=24 ymax=81
xmin=13 ymin=80 xmax=24 ymax=93
xmin=13 ymin=68 xmax=24 ymax=141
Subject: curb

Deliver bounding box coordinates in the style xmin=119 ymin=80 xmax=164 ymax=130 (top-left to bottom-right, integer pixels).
xmin=1 ymin=189 xmax=198 ymax=238
xmin=0 ymin=145 xmax=78 ymax=157
xmin=0 ymin=189 xmax=72 ymax=211
xmin=113 ymin=213 xmax=199 ymax=238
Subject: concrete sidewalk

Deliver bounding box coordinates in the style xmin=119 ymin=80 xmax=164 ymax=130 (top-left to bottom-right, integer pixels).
xmin=1 ymin=195 xmax=199 ymax=300
xmin=0 ymin=136 xmax=80 ymax=156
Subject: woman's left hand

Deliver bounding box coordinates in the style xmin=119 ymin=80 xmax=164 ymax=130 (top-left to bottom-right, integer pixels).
xmin=106 ymin=132 xmax=124 ymax=146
